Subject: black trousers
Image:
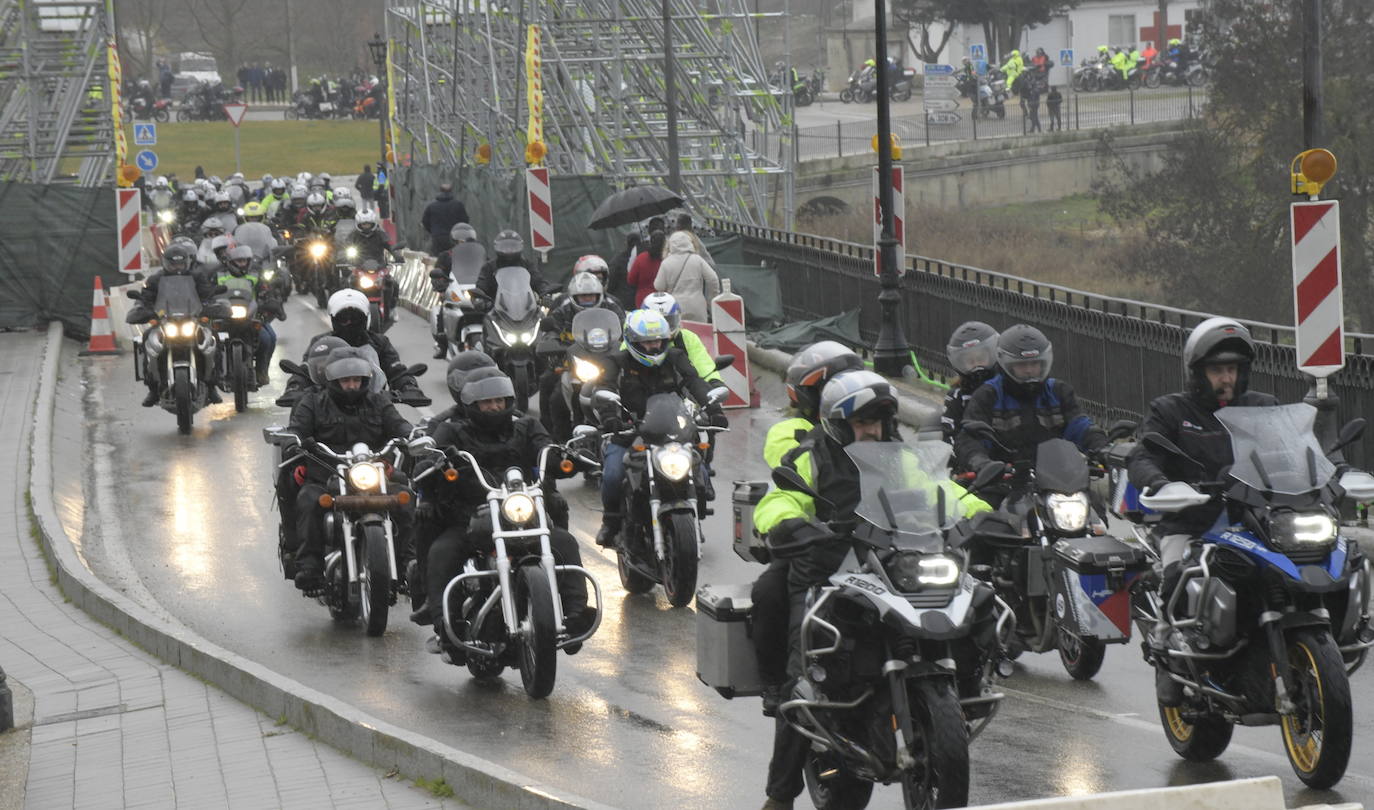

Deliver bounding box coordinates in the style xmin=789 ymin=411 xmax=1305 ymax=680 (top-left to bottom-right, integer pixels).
xmin=751 ymin=559 xmax=790 ymax=685
xmin=426 ymin=519 xmax=587 ymax=628
xmin=765 ymin=590 xmax=811 ymax=801
xmin=294 ymin=475 xmax=414 ymax=563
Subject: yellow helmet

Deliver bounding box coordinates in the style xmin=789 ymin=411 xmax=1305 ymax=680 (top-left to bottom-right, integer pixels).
xmin=1168 ymin=38 xmax=1181 ymax=46
xmin=243 ymin=201 xmax=264 ymax=218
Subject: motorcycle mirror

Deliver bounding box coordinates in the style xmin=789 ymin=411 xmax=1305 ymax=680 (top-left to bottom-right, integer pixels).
xmin=771 ymin=465 xmax=816 ymax=498
xmin=970 ymin=461 xmax=1005 ymax=492
xmin=713 ymin=354 xmax=736 ymax=371
xmin=573 ymin=424 xmax=598 ymax=439
xmin=404 ymin=363 xmax=428 ymax=377
xmin=1330 ymin=417 xmax=1367 ymax=455
xmin=125 ymin=289 xmax=141 ymax=300
xmin=961 ymin=420 xmax=1013 ymax=454
xmin=1141 ymin=431 xmax=1205 ymax=469
xmin=592 ymin=389 xmax=622 ymax=407
xmin=1107 ymin=419 xmax=1139 ymax=442
xmin=278 ymin=358 xmax=306 ymax=376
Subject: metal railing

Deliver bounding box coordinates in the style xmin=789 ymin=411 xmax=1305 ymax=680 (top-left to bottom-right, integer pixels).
xmin=712 ymin=219 xmax=1374 ymax=466
xmin=757 ymin=85 xmax=1205 ymax=162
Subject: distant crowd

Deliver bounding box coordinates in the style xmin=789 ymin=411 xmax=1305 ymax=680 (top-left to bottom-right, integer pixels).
xmin=234 ymin=64 xmax=292 ymax=103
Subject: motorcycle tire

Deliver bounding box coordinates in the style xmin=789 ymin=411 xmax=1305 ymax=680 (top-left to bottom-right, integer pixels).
xmin=1126 ymin=75 xmax=1142 ymax=90
xmin=616 ymin=549 xmax=655 ymax=595
xmin=995 ymin=105 xmax=1006 ymax=120
xmin=359 ymin=522 xmax=392 ymax=637
xmin=515 ymin=564 xmax=558 ymax=699
xmin=1280 ymin=629 xmax=1352 ymax=789
xmin=368 ymin=302 xmax=384 ymax=336
xmin=891 ymin=86 xmax=912 ymax=103
xmin=795 ymin=90 xmax=813 ymax=107
xmin=173 ymin=366 xmax=193 ymax=434
xmin=901 ymin=679 xmax=970 ymax=809
xmin=231 ymin=345 xmax=249 ymax=413
xmin=839 ymin=88 xmax=854 ymax=104
xmin=1187 ymin=69 xmax=1207 ymax=87
xmin=153 ymin=108 xmax=170 ymax=123
xmin=328 ymin=561 xmax=356 ymax=621
xmin=1071 ymin=75 xmax=1087 ymax=93
xmin=1158 ymin=702 xmax=1233 ymax=762
xmin=284 ymin=107 xmax=299 ymax=121
xmin=804 ymin=755 xmax=874 ymax=810
xmin=1056 ymin=629 xmax=1106 ymax=680
xmin=1145 ymin=70 xmax=1162 ymax=89
xmin=660 ymin=512 xmax=699 ymax=608
xmin=511 ymin=364 xmax=531 ymax=413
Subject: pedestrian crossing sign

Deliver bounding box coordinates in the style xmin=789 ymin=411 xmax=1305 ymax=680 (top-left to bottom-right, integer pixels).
xmin=134 ymin=124 xmax=156 ymax=146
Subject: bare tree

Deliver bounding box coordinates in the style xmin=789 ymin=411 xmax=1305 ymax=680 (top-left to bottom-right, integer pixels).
xmin=115 ymin=0 xmax=170 ymax=81
xmin=184 ymin=0 xmax=254 ymax=80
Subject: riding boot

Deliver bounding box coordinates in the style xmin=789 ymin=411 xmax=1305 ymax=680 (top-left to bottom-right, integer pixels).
xmin=433 ymin=335 xmax=448 ymax=360
xmin=595 ymin=513 xmax=622 ymax=548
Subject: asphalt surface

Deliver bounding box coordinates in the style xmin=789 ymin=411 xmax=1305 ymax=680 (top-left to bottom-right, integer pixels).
xmin=75 ymin=292 xmax=1374 ymax=809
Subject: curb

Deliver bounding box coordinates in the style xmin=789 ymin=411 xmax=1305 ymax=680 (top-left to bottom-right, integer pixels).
xmin=746 ymin=341 xmax=942 ymax=429
xmin=27 ymin=322 xmax=616 ymax=810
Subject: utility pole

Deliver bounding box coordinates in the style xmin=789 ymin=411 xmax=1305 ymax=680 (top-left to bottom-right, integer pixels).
xmin=285 ymin=0 xmax=298 ymax=95
xmin=1301 ymin=0 xmax=1322 ymax=149
xmin=871 ymin=0 xmax=910 ymax=377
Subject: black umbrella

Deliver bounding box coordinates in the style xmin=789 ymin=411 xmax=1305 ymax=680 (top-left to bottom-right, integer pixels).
xmin=588 ymin=185 xmax=684 ymax=230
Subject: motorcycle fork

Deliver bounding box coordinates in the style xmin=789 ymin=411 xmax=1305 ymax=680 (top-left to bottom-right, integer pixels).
xmin=885 ymin=658 xmax=918 ymax=771
xmin=1262 ymin=613 xmax=1297 ymax=714
xmin=647 ymin=465 xmax=666 ymax=562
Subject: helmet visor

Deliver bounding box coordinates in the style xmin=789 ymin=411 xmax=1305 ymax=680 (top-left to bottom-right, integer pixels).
xmin=1000 ymin=345 xmax=1053 ymax=384
xmin=948 ymin=341 xmax=997 ymax=376
xmin=460 ymin=374 xmax=515 ymax=405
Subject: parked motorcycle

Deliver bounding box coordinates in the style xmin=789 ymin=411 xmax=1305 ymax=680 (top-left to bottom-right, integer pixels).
xmin=959 ymin=421 xmax=1149 ymax=680
xmin=1122 ymin=404 xmax=1373 ymax=789
xmin=413 ymin=442 xmax=603 ymax=699
xmin=839 ymin=67 xmax=867 ymax=103
xmin=127 ymin=277 xmax=219 ymax=435
xmin=975 ymin=77 xmax=1008 ymax=119
xmin=477 ymin=266 xmax=543 ymax=412
xmin=129 ymin=96 xmax=171 ymax=122
xmin=593 ymin=387 xmax=728 ymax=606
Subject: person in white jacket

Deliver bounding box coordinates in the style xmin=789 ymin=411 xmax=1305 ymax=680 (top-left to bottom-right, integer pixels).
xmin=654 ymin=230 xmax=721 ymax=323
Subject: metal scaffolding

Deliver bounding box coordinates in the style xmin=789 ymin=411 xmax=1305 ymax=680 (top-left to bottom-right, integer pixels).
xmin=383 ymin=0 xmax=793 ymax=226
xmin=0 ymin=0 xmax=115 ymax=186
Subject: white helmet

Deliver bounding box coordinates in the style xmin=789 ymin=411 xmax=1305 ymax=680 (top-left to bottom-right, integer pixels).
xmin=354 ymin=207 xmax=379 ymax=233
xmin=154 ymin=175 xmax=169 ymax=189
xmin=566 ymin=272 xmax=604 ymax=309
xmin=642 ymin=291 xmax=682 ymax=336
xmin=327 ymin=288 xmax=370 ymax=319
xmin=333 ymin=186 xmax=352 ymax=200
xmin=572 ymin=254 xmax=609 ymax=277
xmin=306 ymin=192 xmax=326 ymax=213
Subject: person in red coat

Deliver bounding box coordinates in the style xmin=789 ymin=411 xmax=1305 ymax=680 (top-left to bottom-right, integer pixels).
xmin=626 ymin=229 xmax=667 ymax=308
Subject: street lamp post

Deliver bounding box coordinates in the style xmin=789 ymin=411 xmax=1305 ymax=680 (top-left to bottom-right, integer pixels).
xmin=367 ymin=35 xmax=389 ymax=169
xmin=871 ymin=0 xmax=910 ymax=377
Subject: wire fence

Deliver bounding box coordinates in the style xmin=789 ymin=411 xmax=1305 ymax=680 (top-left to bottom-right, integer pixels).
xmin=755 ymin=85 xmax=1207 ymax=163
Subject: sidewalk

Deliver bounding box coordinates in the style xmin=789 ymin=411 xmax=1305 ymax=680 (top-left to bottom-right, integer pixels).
xmin=0 ymin=328 xmax=463 ymax=810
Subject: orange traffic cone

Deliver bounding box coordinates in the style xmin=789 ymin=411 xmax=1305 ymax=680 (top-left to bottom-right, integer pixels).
xmin=82 ymin=276 xmax=119 ymax=355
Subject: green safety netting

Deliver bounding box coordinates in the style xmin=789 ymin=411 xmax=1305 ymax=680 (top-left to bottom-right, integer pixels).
xmin=752 ymin=309 xmax=863 ymax=352
xmin=0 ymin=181 xmax=118 ymax=338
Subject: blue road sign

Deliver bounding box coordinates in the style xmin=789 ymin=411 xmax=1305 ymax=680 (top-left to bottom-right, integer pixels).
xmin=135 ymin=150 xmax=158 ymax=171
xmin=133 ymin=123 xmax=156 ymax=146
xmin=971 ymin=44 xmax=985 ymax=61
xmin=1060 ymin=49 xmax=1074 ymax=67
xmin=924 ymin=63 xmax=955 ymax=75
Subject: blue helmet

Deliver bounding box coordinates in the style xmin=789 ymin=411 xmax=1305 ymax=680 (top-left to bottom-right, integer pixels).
xmin=624 ymin=309 xmax=673 ymax=367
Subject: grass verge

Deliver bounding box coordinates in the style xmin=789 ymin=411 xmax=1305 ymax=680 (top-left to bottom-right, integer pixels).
xmin=122 ymin=120 xmax=379 ymax=180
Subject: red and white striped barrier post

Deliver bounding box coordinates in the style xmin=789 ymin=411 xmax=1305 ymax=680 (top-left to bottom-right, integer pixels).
xmin=1291 ymin=198 xmax=1343 ymax=379
xmin=872 ymin=165 xmax=905 ymax=276
xmin=709 ymin=280 xmax=756 ymax=409
xmin=526 ymin=167 xmax=554 ymax=261
xmin=81 ymin=276 xmax=119 ymax=355
xmin=116 ymin=188 xmax=144 ymax=275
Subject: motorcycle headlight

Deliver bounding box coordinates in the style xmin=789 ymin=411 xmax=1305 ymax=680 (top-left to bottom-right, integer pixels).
xmin=1270 ymin=511 xmax=1337 ymax=550
xmin=281 ymin=230 xmax=292 ymax=240
xmin=309 ymin=242 xmax=327 ymax=259
xmin=573 ymin=357 xmax=601 ymax=383
xmin=501 ymin=493 xmax=536 ymax=525
xmin=262 ymin=269 xmax=275 ymax=281
xmin=163 ymin=320 xmax=194 ymax=339
xmin=158 ymin=210 xmax=175 ymax=224
xmin=1046 ymin=492 xmax=1089 ymax=533
xmin=236 ymin=207 xmax=245 ymax=217
xmin=345 ymin=246 xmax=359 ymax=259
xmin=521 ymin=331 xmax=536 ymax=344
xmin=654 ymin=443 xmax=693 ymax=481
xmin=229 ymin=304 xmax=249 ymax=319
xmin=347 ymin=462 xmax=382 ymax=491
xmin=887 ymin=552 xmax=961 ymax=592
xmin=357 ymin=275 xmax=376 ymax=289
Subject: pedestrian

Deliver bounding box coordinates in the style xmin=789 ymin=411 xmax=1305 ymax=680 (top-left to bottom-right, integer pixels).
xmin=626 ymin=229 xmax=667 ymax=308
xmin=375 ymin=164 xmax=390 ymax=218
xmin=355 ymin=164 xmax=375 ymax=210
xmin=606 ymin=232 xmax=640 ymax=310
xmin=157 ymin=60 xmax=173 ymax=98
xmin=1022 ymin=75 xmax=1042 ymax=133
xmin=671 ymin=213 xmax=715 ymax=268
xmin=654 ymin=231 xmax=721 ymax=322
xmin=419 ymin=182 xmax=468 ymax=255
xmin=237 ymin=64 xmax=249 ymax=96
xmin=1046 ymin=86 xmax=1063 ymax=131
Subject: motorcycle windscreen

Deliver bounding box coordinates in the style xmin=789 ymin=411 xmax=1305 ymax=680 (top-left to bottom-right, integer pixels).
xmin=844 ymin=440 xmax=959 ymax=552
xmin=494 ymin=266 xmax=537 ymax=322
xmin=450 ymin=244 xmax=486 ymax=284
xmin=641 ymin=392 xmax=696 ymax=443
xmin=219 ymin=277 xmax=256 ymax=311
xmin=1216 ymin=403 xmax=1334 ymax=495
xmin=154 ymin=275 xmax=203 ymax=318
xmin=233 ymin=223 xmax=277 ymax=259
xmin=1034 ymin=438 xmax=1090 ymax=493
xmin=571 ymin=308 xmax=623 ymax=354
xmin=149 ymin=189 xmax=174 ymax=209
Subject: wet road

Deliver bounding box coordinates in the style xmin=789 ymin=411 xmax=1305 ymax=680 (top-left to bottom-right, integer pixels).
xmin=75 ymin=292 xmax=1374 ymax=808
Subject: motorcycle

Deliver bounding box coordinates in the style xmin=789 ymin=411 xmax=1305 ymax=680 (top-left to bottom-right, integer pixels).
xmin=127 ymin=277 xmax=219 ymax=435
xmin=212 ymin=280 xmax=264 ymax=413
xmin=284 ymin=90 xmax=339 ymax=121
xmin=1071 ymin=59 xmax=1097 ymax=92
xmin=263 ymin=430 xmax=411 ymax=636
xmin=960 ymin=421 xmax=1149 ymax=680
xmin=129 ymin=96 xmax=171 ymax=122
xmin=975 ymin=77 xmax=1008 ymax=119
xmin=292 ymin=230 xmax=334 ymax=307
xmin=706 ymin=439 xmax=1010 ymax=810
xmin=592 ymin=386 xmax=728 ymax=607
xmin=839 ymin=67 xmax=868 ymax=103
xmin=1121 ymin=404 xmax=1373 ymax=789
xmin=1158 ymin=57 xmax=1206 ymax=88
xmin=436 ymin=241 xmax=487 ymax=357
xmin=412 ymin=441 xmax=604 ymax=699
xmin=477 ymin=266 xmax=543 ymax=412
xmin=348 ymin=257 xmax=396 ymax=335
xmin=555 ymin=308 xmax=623 ymax=446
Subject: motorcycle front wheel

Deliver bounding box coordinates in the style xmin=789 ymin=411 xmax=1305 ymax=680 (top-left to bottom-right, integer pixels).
xmin=1281 ymin=630 xmax=1353 ymax=789
xmin=1158 ymin=701 xmax=1233 ymax=761
xmin=804 ymin=754 xmax=874 ymax=810
xmin=891 ymin=85 xmax=912 ymax=102
xmin=284 ymin=106 xmax=299 ymax=120
xmin=175 ymin=109 xmax=191 ymax=122
xmin=1056 ymin=628 xmax=1106 ymax=680
xmin=359 ymin=522 xmax=392 ymax=636
xmin=901 ymin=679 xmax=970 ymax=809
xmin=511 ymin=363 xmax=531 ymax=413
xmin=516 ymin=564 xmax=558 ymax=698
xmin=154 ymin=108 xmax=170 ymax=123
xmin=173 ymin=366 xmax=193 ymax=434
xmin=839 ymin=88 xmax=854 ymax=103
xmin=1145 ymin=69 xmax=1162 ymax=89
xmin=660 ymin=512 xmax=700 ymax=608
xmin=231 ymin=344 xmax=249 ymax=413
xmin=1187 ymin=69 xmax=1207 ymax=87
xmin=368 ymin=302 xmax=384 ymax=336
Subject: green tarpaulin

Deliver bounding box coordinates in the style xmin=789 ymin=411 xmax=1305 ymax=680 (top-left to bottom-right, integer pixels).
xmin=752 ymin=309 xmax=863 ymax=352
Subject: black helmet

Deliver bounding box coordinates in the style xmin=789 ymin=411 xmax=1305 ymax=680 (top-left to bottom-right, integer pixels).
xmin=946 ymin=321 xmax=1000 ymax=379
xmin=323 ymin=346 xmax=375 ymax=406
xmin=1183 ymin=317 xmax=1254 ymax=404
xmin=785 ymin=340 xmax=864 ymax=420
xmin=162 ymin=244 xmax=193 ymax=275
xmin=492 ymin=229 xmax=523 ymax=261
xmin=460 ymin=370 xmax=516 ymax=430
xmin=995 ymin=324 xmax=1053 ymax=395
xmin=226 ymin=244 xmax=254 ymax=276
xmin=306 ymin=336 xmax=350 ymax=386
xmin=445 ymin=350 xmax=497 ymax=403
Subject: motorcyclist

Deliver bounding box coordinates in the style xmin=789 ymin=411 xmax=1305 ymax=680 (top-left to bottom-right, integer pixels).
xmin=428 ymin=222 xmax=483 ymax=358
xmin=641 ymin=292 xmax=720 ymax=386
xmin=953 ymin=323 xmax=1108 ymax=506
xmin=332 ymin=195 xmax=357 ymax=226
xmin=1110 ymin=47 xmax=1131 ymax=82
xmin=753 ymin=370 xmax=990 ymax=809
xmin=414 ymin=371 xmax=591 ymax=654
xmin=941 ymin=321 xmax=1000 ymax=446
xmin=305 ymin=288 xmax=425 ymax=400
xmin=131 ymin=79 xmax=156 ymax=113
xmin=286 ymin=346 xmax=414 ymax=590
xmin=203 ymin=190 xmax=241 ymax=233
xmin=294 ymin=191 xmax=337 ymax=231
xmin=195 ymin=228 xmax=230 ymax=278
xmin=537 ymin=271 xmax=626 ymax=439
xmin=132 ymin=243 xmax=222 ymax=406
xmin=1096 ymin=44 xmax=1111 ymax=65
xmin=261 ymin=178 xmax=288 ymax=218
xmin=1001 ymin=49 xmax=1024 ymax=88
xmin=591 ymin=309 xmax=727 ymax=546
xmin=176 ymin=189 xmax=205 ymax=234
xmin=750 ymin=341 xmax=864 ymax=717
xmin=233 ymin=202 xmax=278 ymax=262
xmin=275 ymin=184 xmax=309 ymax=229
xmin=571 ymin=254 xmax=611 ymax=291
xmin=219 ymin=244 xmax=285 ymax=386
xmin=475 ymin=229 xmax=556 ymax=301
xmin=343 ymin=208 xmax=401 ymax=264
